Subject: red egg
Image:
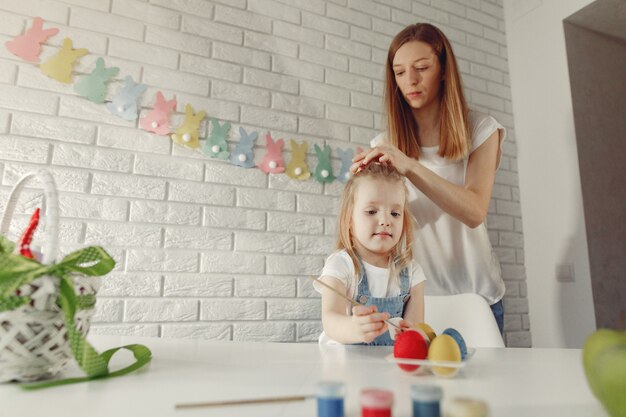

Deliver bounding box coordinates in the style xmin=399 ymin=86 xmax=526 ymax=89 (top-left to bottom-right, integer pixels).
xmin=393 ymin=329 xmax=428 ymax=372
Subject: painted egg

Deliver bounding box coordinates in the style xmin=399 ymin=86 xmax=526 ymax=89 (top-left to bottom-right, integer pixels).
xmin=393 ymin=330 xmax=428 ymax=373
xmin=415 ymin=322 xmax=437 ymax=343
xmin=443 ymin=328 xmax=467 ymax=360
xmin=427 ymin=334 xmax=461 ymax=377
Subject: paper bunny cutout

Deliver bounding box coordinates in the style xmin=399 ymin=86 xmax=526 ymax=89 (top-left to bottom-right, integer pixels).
xmin=203 ymin=118 xmax=231 ymax=160
xmin=140 ymin=91 xmax=177 ymax=135
xmin=5 ymin=17 xmax=59 ymax=63
xmin=285 ymin=139 xmax=311 ymax=180
xmin=74 ymin=57 xmax=119 ymax=103
xmin=314 ymin=144 xmax=335 ymax=183
xmin=336 ymin=147 xmax=354 ymax=183
xmin=40 ymin=38 xmax=88 ymax=83
xmin=171 ymin=104 xmax=206 ymax=149
xmin=257 ymin=132 xmax=285 ymax=174
xmin=230 ymin=127 xmax=257 ymax=169
xmin=106 ymin=75 xmax=147 ymax=121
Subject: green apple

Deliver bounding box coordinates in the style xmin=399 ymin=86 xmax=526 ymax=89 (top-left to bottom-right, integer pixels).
xmin=583 ymin=329 xmax=626 ymax=417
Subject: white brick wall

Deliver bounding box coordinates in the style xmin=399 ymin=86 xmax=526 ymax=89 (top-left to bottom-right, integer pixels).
xmin=0 ymin=0 xmax=530 ymax=347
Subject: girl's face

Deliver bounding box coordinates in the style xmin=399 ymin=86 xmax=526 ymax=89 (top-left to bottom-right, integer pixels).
xmin=392 ymin=40 xmax=443 ymax=112
xmin=350 ymin=177 xmax=405 ymax=266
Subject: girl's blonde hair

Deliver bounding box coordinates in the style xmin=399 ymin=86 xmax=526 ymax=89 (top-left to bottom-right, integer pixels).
xmin=336 ymin=163 xmax=415 ymax=289
xmin=385 ymin=23 xmax=470 ymax=161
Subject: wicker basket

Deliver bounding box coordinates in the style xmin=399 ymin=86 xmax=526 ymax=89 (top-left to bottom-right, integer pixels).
xmin=0 ymin=170 xmax=98 ymax=382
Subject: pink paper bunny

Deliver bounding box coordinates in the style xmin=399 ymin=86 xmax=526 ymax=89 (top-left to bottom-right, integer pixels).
xmin=5 ymin=17 xmax=59 ymax=63
xmin=257 ymin=132 xmax=285 ymax=174
xmin=140 ymin=91 xmax=177 ymax=135
xmin=40 ymin=38 xmax=88 ymax=84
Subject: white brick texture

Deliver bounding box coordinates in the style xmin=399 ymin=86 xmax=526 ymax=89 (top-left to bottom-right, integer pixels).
xmin=0 ymin=0 xmax=528 ymax=346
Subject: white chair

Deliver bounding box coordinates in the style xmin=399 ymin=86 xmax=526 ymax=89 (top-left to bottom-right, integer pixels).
xmin=424 ymin=294 xmax=505 ymax=348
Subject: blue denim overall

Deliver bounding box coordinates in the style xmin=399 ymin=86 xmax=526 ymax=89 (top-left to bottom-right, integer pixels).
xmin=356 ymin=264 xmax=411 ymax=346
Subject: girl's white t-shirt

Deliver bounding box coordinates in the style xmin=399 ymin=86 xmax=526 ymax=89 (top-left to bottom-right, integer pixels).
xmin=314 ymin=249 xmax=427 ymax=345
xmin=371 ymin=110 xmax=506 ymax=305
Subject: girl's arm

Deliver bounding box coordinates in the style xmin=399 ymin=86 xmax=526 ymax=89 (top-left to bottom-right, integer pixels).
xmin=395 ymin=282 xmax=425 ymax=333
xmin=352 ymin=131 xmax=500 ymax=228
xmin=320 ymin=276 xmax=390 ymax=344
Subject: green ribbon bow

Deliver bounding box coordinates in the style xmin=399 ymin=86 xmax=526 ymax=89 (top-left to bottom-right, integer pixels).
xmin=0 ymin=237 xmax=152 ymax=390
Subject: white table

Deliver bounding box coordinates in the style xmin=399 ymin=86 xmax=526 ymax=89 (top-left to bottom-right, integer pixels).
xmin=0 ymin=335 xmax=607 ymax=417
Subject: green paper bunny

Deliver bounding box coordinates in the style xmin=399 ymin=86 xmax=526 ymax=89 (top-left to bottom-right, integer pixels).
xmin=313 ymin=144 xmax=335 ymax=183
xmin=74 ymin=57 xmax=120 ymax=103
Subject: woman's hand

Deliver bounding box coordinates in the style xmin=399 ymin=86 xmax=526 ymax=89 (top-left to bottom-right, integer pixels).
xmin=351 ymin=305 xmax=390 ymax=343
xmin=350 ymin=143 xmax=414 ymax=176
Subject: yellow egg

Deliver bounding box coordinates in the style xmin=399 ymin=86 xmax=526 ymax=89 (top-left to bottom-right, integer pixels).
xmin=415 ymin=322 xmax=437 ymax=343
xmin=428 ymin=334 xmax=462 ymax=377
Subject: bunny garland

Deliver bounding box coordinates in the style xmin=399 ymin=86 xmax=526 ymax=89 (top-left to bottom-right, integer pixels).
xmin=7 ymin=17 xmax=368 ymax=186
xmin=171 ymin=104 xmax=206 ymax=149
xmin=230 ymin=127 xmax=257 ymax=169
xmin=40 ymin=38 xmax=88 ymax=83
xmin=107 ymin=75 xmax=147 ymax=120
xmin=257 ymin=132 xmax=285 ymax=174
xmin=74 ymin=58 xmax=120 ymax=103
xmin=5 ymin=16 xmax=59 ymax=63
xmin=140 ymin=91 xmax=177 ymax=135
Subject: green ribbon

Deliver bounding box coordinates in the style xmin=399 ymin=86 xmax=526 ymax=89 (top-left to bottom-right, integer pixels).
xmin=0 ymin=237 xmax=152 ymax=390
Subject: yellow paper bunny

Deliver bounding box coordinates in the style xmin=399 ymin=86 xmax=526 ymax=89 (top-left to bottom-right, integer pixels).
xmin=171 ymin=104 xmax=206 ymax=149
xmin=40 ymin=38 xmax=88 ymax=83
xmin=285 ymin=139 xmax=311 ymax=180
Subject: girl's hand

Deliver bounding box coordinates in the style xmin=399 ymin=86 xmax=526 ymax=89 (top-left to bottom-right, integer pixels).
xmin=350 ymin=143 xmax=413 ymax=176
xmin=388 ymin=318 xmax=414 ymax=340
xmin=351 ymin=305 xmax=390 ymax=343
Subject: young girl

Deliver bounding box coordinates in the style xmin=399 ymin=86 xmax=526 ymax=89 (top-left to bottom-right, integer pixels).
xmin=352 ymin=23 xmax=507 ymax=335
xmin=315 ymin=163 xmax=426 ymax=346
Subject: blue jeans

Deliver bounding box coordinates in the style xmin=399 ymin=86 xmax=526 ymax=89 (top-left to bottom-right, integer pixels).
xmin=490 ymin=300 xmax=504 ymax=336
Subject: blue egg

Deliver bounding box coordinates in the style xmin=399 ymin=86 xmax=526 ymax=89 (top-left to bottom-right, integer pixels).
xmin=443 ymin=328 xmax=467 ymax=360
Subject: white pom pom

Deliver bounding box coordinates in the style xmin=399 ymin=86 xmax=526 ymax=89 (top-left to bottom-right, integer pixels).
xmin=117 ymin=105 xmax=124 ymax=112
xmin=269 ymin=160 xmax=277 ymax=169
xmin=182 ymin=133 xmax=191 ymax=142
xmin=238 ymin=154 xmax=247 ymax=162
xmin=344 ymin=172 xmax=352 ymax=180
xmin=294 ymin=167 xmax=302 ymax=176
xmin=211 ymin=145 xmax=220 ymax=153
xmin=151 ymin=121 xmax=158 ymax=129
xmin=321 ymin=170 xmax=329 ymax=178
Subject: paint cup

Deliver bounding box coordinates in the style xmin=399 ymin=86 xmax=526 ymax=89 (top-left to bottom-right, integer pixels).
xmin=360 ymin=388 xmax=393 ymax=417
xmin=445 ymin=397 xmax=489 ymax=417
xmin=317 ymin=381 xmax=346 ymax=417
xmin=410 ymin=384 xmax=443 ymax=417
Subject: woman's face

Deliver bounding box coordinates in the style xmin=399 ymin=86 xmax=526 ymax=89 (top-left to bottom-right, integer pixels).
xmin=392 ymin=40 xmax=443 ymax=112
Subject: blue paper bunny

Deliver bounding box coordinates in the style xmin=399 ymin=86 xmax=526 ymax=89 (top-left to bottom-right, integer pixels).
xmin=107 ymin=75 xmax=147 ymax=121
xmin=336 ymin=147 xmax=354 ymax=183
xmin=74 ymin=57 xmax=119 ymax=103
xmin=229 ymin=127 xmax=257 ymax=169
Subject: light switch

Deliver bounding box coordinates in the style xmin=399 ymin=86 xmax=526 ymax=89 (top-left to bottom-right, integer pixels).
xmin=556 ymin=263 xmax=575 ymax=282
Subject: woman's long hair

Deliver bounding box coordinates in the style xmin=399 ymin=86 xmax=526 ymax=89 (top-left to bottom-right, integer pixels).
xmin=385 ymin=23 xmax=470 ymax=161
xmin=336 ymin=164 xmax=415 ymax=292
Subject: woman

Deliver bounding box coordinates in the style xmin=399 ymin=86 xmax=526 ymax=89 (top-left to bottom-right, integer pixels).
xmin=352 ymin=23 xmax=506 ymax=334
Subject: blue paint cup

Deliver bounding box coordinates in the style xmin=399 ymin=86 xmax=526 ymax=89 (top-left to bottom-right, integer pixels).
xmin=410 ymin=384 xmax=443 ymax=417
xmin=317 ymin=381 xmax=346 ymax=417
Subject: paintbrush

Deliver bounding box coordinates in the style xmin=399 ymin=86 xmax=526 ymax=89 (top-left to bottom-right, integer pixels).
xmin=175 ymin=395 xmax=313 ymax=409
xmin=308 ymin=275 xmax=403 ymax=332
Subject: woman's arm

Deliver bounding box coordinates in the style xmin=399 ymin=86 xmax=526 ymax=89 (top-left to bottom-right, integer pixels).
xmin=320 ymin=276 xmax=390 ymax=344
xmin=352 ymin=131 xmax=500 ymax=228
